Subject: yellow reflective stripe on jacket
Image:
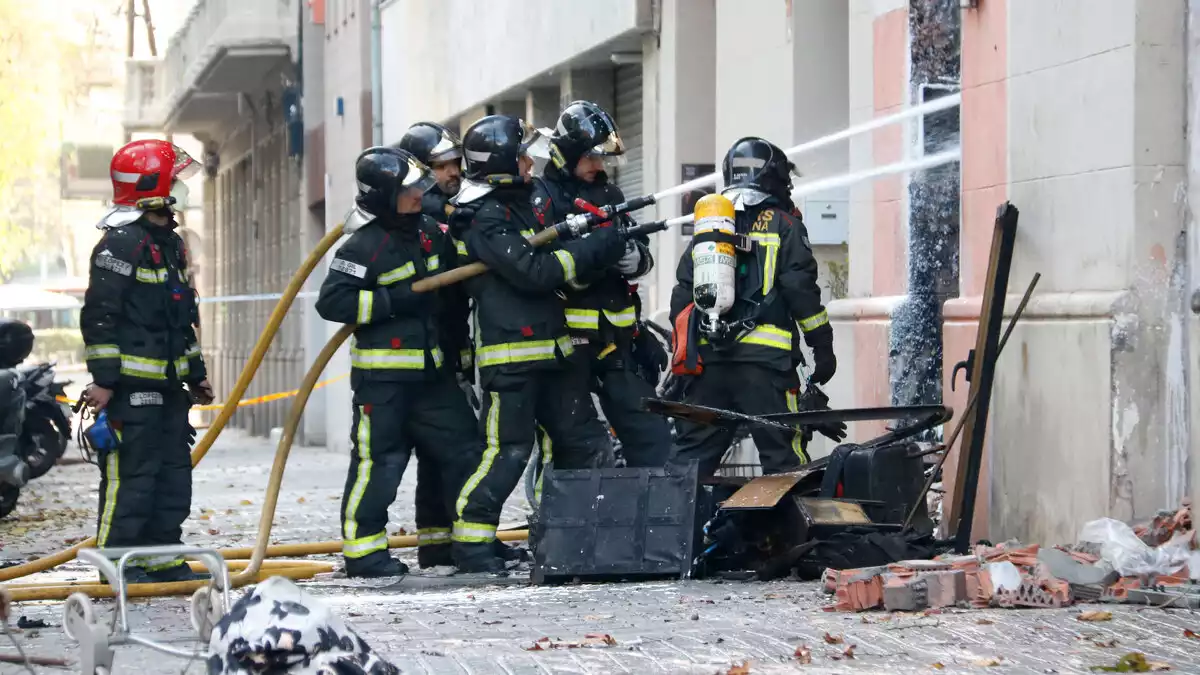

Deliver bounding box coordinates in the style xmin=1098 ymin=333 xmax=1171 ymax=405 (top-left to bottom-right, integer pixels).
xmin=519 ymin=229 xmax=536 ymax=238
xmin=738 ymin=324 xmax=792 ymax=350
xmin=120 ymin=355 xmax=168 ymax=380
xmin=356 ymin=290 xmax=373 ymax=323
xmin=425 ymin=254 xmax=441 ymax=272
xmin=475 ymin=336 xmax=572 ymax=368
xmin=175 ymin=357 xmax=190 ymax=378
xmin=453 ymin=239 xmax=468 ymax=256
xmin=378 ymin=262 xmax=415 ymax=286
xmin=750 ymin=232 xmax=781 ymax=297
xmin=350 ymin=346 xmax=443 ymax=370
xmin=135 ymin=267 xmax=168 ymax=283
xmin=459 ymin=348 xmax=473 ymax=369
xmin=552 ymin=249 xmax=577 ymax=283
xmin=603 ymin=306 xmax=637 ymax=328
xmin=799 ymin=310 xmax=830 ymax=333
xmin=86 ymin=344 xmax=120 ymax=361
xmin=565 ymin=309 xmax=600 ymax=331
xmin=185 ymin=343 xmax=202 ymax=358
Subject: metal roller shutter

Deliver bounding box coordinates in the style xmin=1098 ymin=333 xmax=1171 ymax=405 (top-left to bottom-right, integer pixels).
xmin=613 ymin=65 xmax=643 ymax=199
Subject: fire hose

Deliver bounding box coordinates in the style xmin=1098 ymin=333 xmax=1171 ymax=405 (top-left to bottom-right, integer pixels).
xmin=2 ymin=92 xmax=964 ymax=602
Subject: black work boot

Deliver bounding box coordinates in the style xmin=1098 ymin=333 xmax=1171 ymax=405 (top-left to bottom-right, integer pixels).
xmin=454 ymin=543 xmax=507 ymax=574
xmin=99 ymin=566 xmax=152 ymax=586
xmin=147 ymin=563 xmax=210 ymax=583
xmin=493 ymin=539 xmax=527 ymax=563
xmin=344 ymin=550 xmax=409 ymax=578
xmin=417 ymin=543 xmax=455 ymax=569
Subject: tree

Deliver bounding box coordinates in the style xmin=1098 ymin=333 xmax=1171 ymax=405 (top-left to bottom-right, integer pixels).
xmin=0 ymin=0 xmax=99 ymax=282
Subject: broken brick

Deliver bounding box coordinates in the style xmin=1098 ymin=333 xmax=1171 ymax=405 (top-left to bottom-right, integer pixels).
xmin=883 ymin=573 xmax=929 ymax=612
xmin=833 ymin=573 xmax=884 ymax=612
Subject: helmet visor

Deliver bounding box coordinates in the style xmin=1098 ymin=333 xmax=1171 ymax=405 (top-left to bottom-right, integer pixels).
xmin=428 ymin=132 xmax=462 ymax=163
xmin=400 ymin=154 xmax=436 ymax=193
xmin=518 ymin=121 xmax=551 ymax=162
xmin=590 ymin=130 xmax=625 ymax=157
xmin=170 ymin=144 xmax=200 ymax=181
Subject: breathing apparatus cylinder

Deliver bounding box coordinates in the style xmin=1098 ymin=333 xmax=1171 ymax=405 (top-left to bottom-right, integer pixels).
xmin=690 ymin=194 xmax=738 ymax=333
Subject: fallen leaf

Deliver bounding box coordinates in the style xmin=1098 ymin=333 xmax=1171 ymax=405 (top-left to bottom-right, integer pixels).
xmin=932 ymin=664 xmax=945 ymax=670
xmin=584 ymin=633 xmax=617 ymax=647
xmin=972 ymin=658 xmax=1003 ymax=667
xmin=726 ymin=662 xmax=750 ymax=675
xmin=1184 ymin=629 xmax=1198 ymax=640
xmin=1093 ymin=639 xmax=1119 ymax=648
xmin=823 ymin=632 xmax=844 ymax=645
xmin=523 ymin=642 xmax=544 ymax=652
xmin=207 ymin=528 xmax=220 ymax=536
xmin=240 ymin=499 xmax=253 ymax=506
xmin=198 ymin=514 xmax=211 ymax=521
xmin=1078 ymin=611 xmax=1114 ymax=622
xmin=482 ymin=620 xmax=502 ymax=625
xmin=793 ymin=645 xmax=812 ymax=664
xmin=296 ymin=497 xmax=306 ymax=504
xmin=1090 ymin=652 xmax=1172 ymax=672
xmin=224 ymin=509 xmax=235 ymax=515
xmin=976 ymin=618 xmax=995 ymax=625
xmin=583 ymin=614 xmax=614 ymax=621
xmin=842 ymin=645 xmax=856 ymax=660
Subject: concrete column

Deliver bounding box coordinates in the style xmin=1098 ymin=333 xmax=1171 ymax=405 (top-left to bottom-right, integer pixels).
xmin=939 ymin=0 xmax=1188 ymax=545
xmin=301 ymin=8 xmax=328 ymax=445
xmin=526 ymin=86 xmax=561 ymax=129
xmin=559 ymin=69 xmax=615 ymax=112
xmin=648 ymin=0 xmax=716 ymax=321
xmin=1188 ymin=0 xmax=1200 ymax=546
xmin=458 ymin=105 xmax=489 ymax=137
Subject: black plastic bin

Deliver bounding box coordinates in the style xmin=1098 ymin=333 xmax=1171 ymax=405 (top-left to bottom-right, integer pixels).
xmin=531 ymin=461 xmax=700 ymax=584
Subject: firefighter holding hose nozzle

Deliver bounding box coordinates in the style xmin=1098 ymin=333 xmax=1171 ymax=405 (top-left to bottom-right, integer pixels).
xmin=530 ymin=101 xmax=672 ymax=468
xmin=449 ymin=115 xmax=626 ymax=573
xmin=80 ymin=139 xmax=214 ymax=583
xmin=394 ymin=121 xmax=525 ymax=567
xmin=315 ymin=147 xmax=482 ymax=578
xmin=666 ymin=137 xmax=837 ymax=480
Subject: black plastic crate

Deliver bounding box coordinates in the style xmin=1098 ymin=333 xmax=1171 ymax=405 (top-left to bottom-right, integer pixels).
xmin=531 ymin=462 xmax=699 ymax=584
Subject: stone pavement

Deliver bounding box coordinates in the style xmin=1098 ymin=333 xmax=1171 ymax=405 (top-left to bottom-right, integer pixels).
xmin=3 ymin=432 xmax=1200 ymax=674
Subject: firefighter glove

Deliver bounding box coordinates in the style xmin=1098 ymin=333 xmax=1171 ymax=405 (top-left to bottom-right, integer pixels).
xmin=810 ymin=342 xmax=837 ymax=385
xmin=589 ymin=225 xmax=628 ymax=267
xmin=615 ymin=241 xmax=642 ymax=276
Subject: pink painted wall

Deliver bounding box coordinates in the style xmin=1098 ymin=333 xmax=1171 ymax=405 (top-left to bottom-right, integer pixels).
xmin=941 ymin=0 xmax=1007 ymax=540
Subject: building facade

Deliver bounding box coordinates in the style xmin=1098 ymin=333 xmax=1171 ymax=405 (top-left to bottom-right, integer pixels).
xmin=127 ymin=0 xmax=1200 ymax=544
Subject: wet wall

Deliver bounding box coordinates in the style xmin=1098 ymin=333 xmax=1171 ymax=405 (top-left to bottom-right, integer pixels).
xmin=889 ymin=0 xmax=961 ymax=412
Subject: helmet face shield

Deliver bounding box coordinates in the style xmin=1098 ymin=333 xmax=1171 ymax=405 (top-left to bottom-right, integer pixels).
xmin=171 ymin=144 xmax=200 ymax=181
xmin=428 ymin=134 xmax=462 ymax=163
xmin=169 ymin=180 xmax=191 ymax=213
xmin=400 ymin=153 xmax=436 ymax=193
xmin=590 ymin=130 xmax=624 ymax=157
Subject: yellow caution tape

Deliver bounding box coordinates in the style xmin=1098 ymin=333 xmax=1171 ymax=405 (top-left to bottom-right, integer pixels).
xmin=56 ymin=374 xmax=350 ymax=411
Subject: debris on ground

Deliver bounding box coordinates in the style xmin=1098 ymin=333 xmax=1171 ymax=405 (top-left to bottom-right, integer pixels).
xmin=1090 ymin=652 xmax=1172 ymax=672
xmin=524 ymin=634 xmax=618 ymax=650
xmin=825 ymin=503 xmax=1196 ymax=612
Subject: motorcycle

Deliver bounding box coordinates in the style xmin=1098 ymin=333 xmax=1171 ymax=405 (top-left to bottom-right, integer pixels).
xmin=15 ymin=361 xmax=72 ymax=480
xmin=0 ymin=368 xmax=29 ymax=519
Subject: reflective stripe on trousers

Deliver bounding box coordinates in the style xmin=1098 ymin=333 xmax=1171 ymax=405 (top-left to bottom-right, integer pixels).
xmin=475 ymin=336 xmax=573 ymax=369
xmin=784 ymin=389 xmax=810 ymax=464
xmin=453 ymin=392 xmax=502 ymax=544
xmin=343 ymin=405 xmax=388 ymax=558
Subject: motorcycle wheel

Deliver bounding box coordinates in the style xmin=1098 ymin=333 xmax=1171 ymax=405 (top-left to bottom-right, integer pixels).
xmin=0 ymin=483 xmax=18 ymax=519
xmin=23 ymin=417 xmax=68 ymax=480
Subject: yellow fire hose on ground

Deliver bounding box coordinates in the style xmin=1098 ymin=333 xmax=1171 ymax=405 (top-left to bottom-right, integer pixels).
xmin=2 ymin=223 xmax=532 ymax=602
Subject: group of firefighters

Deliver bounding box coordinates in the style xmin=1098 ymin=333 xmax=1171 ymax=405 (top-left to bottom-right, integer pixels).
xmin=78 ymin=101 xmax=837 ymax=581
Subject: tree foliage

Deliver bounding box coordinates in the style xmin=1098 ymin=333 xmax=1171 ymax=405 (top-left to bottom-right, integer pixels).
xmin=0 ymin=0 xmax=96 ymax=281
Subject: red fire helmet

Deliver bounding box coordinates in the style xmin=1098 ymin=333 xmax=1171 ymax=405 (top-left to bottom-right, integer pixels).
xmin=109 ymin=139 xmax=200 ymax=206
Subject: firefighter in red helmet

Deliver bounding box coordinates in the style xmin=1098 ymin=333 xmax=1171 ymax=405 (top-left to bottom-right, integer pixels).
xmin=80 ymin=139 xmax=214 ymax=583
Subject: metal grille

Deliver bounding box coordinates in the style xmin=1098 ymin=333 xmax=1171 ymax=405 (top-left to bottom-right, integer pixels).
xmin=613 ymin=64 xmax=643 ymax=199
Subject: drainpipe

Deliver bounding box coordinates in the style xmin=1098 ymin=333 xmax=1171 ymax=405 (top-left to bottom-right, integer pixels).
xmin=370 ymin=0 xmax=383 ymax=145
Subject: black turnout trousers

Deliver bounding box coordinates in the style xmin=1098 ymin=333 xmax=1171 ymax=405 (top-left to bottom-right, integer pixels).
xmin=566 ymin=343 xmax=671 ymax=468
